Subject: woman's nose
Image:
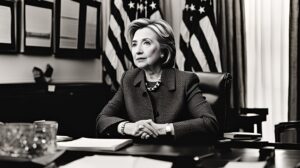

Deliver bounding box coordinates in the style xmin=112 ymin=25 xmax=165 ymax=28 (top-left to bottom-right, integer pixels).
xmin=135 ymin=44 xmax=143 ymax=55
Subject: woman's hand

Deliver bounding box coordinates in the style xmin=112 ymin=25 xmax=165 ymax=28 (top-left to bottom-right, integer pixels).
xmin=124 ymin=119 xmax=159 ymax=139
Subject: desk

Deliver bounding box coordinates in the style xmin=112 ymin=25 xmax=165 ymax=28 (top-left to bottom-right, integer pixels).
xmin=53 ymin=143 xmax=300 ymax=168
xmin=1 ymin=143 xmax=300 ymax=168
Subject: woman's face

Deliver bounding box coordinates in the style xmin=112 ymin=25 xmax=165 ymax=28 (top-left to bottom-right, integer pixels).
xmin=131 ymin=27 xmax=162 ymax=69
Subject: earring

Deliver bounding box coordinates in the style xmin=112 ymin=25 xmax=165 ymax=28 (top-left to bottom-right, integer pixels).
xmin=160 ymin=54 xmax=164 ymax=58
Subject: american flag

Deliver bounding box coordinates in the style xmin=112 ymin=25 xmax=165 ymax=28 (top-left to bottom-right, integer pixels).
xmin=103 ymin=0 xmax=162 ymax=88
xmin=177 ymin=0 xmax=222 ymax=72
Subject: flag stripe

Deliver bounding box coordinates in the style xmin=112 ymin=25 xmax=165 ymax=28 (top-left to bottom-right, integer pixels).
xmin=111 ymin=1 xmax=133 ymax=62
xmin=194 ymin=25 xmax=218 ymax=72
xmin=108 ymin=27 xmax=127 ymax=70
xmin=179 ymin=36 xmax=202 ymax=71
xmin=190 ymin=34 xmax=210 ymax=72
xmin=102 ymin=52 xmax=119 ymax=89
xmin=200 ymin=16 xmax=222 ymax=72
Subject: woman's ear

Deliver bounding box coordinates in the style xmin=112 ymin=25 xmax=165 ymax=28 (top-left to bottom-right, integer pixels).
xmin=160 ymin=49 xmax=168 ymax=58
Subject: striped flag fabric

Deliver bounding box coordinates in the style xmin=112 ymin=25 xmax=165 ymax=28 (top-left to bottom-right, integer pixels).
xmin=103 ymin=0 xmax=162 ymax=89
xmin=177 ymin=0 xmax=222 ymax=72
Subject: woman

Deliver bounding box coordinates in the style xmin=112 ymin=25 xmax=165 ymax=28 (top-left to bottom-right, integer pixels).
xmin=96 ymin=18 xmax=219 ymax=143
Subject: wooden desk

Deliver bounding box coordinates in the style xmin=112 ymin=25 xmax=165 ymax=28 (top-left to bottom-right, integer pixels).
xmin=54 ymin=143 xmax=300 ymax=168
xmin=1 ymin=143 xmax=300 ymax=168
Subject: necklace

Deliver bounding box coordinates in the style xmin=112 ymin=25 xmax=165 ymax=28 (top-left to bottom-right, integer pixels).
xmin=145 ymin=81 xmax=161 ymax=92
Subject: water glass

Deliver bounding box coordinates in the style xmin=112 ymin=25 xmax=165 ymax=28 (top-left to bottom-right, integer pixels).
xmin=33 ymin=120 xmax=58 ymax=155
xmin=0 ymin=123 xmax=5 ymax=155
xmin=2 ymin=123 xmax=34 ymax=158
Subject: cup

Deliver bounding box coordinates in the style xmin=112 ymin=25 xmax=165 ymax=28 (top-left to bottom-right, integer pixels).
xmin=33 ymin=120 xmax=58 ymax=155
xmin=2 ymin=123 xmax=34 ymax=158
xmin=0 ymin=122 xmax=5 ymax=155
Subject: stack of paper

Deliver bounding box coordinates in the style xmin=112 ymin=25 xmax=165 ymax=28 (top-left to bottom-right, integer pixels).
xmin=57 ymin=138 xmax=133 ymax=151
xmin=59 ymin=155 xmax=173 ymax=168
xmin=224 ymin=161 xmax=267 ymax=168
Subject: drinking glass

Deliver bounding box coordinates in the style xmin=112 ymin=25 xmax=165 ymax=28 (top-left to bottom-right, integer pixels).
xmin=0 ymin=122 xmax=5 ymax=155
xmin=2 ymin=123 xmax=34 ymax=158
xmin=33 ymin=120 xmax=58 ymax=155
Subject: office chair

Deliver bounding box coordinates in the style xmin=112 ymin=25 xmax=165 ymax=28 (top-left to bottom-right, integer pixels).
xmin=275 ymin=121 xmax=300 ymax=144
xmin=195 ymin=72 xmax=232 ymax=137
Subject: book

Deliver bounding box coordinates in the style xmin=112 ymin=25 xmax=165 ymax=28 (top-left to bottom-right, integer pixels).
xmin=57 ymin=138 xmax=133 ymax=151
xmin=224 ymin=132 xmax=262 ymax=140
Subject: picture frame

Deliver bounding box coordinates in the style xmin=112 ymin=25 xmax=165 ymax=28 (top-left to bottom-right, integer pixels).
xmin=0 ymin=0 xmax=19 ymax=53
xmin=55 ymin=0 xmax=82 ymax=58
xmin=23 ymin=0 xmax=53 ymax=55
xmin=81 ymin=0 xmax=102 ymax=58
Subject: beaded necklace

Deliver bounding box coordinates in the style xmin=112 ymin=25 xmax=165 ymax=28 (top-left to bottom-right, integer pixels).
xmin=145 ymin=81 xmax=161 ymax=92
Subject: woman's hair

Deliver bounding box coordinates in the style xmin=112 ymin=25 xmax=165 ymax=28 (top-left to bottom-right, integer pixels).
xmin=127 ymin=18 xmax=176 ymax=68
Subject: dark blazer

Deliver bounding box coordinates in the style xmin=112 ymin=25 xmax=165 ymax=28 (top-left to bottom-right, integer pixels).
xmin=96 ymin=68 xmax=219 ymax=142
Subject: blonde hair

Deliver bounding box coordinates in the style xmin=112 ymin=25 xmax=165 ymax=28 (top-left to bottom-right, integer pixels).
xmin=127 ymin=18 xmax=176 ymax=68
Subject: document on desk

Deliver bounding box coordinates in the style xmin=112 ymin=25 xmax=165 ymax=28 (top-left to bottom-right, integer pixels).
xmin=59 ymin=155 xmax=172 ymax=168
xmin=57 ymin=137 xmax=133 ymax=151
xmin=224 ymin=161 xmax=267 ymax=168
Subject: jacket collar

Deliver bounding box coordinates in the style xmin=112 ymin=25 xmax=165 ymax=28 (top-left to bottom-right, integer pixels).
xmin=133 ymin=68 xmax=176 ymax=91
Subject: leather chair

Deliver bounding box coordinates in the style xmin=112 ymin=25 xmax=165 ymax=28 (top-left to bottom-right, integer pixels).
xmin=195 ymin=72 xmax=232 ymax=137
xmin=275 ymin=121 xmax=300 ymax=143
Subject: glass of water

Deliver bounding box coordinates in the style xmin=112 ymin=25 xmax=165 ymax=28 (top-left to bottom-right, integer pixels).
xmin=33 ymin=120 xmax=58 ymax=155
xmin=2 ymin=123 xmax=34 ymax=158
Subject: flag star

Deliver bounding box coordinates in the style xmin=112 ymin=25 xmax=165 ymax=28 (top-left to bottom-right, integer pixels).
xmin=185 ymin=4 xmax=189 ymax=11
xmin=128 ymin=1 xmax=135 ymax=9
xmin=190 ymin=4 xmax=195 ymax=11
xmin=199 ymin=6 xmax=205 ymax=14
xmin=150 ymin=1 xmax=156 ymax=10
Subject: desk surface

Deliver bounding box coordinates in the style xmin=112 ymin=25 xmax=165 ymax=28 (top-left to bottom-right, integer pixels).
xmin=1 ymin=142 xmax=300 ymax=168
xmin=53 ymin=143 xmax=300 ymax=168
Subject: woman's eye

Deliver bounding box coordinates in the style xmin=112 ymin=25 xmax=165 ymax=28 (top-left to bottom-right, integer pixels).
xmin=144 ymin=41 xmax=151 ymax=45
xmin=132 ymin=43 xmax=137 ymax=47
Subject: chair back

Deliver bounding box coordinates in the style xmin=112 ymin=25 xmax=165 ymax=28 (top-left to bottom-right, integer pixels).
xmin=195 ymin=72 xmax=232 ymax=136
xmin=275 ymin=121 xmax=300 ymax=143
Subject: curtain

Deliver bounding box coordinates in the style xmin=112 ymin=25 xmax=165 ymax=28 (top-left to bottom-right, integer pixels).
xmin=244 ymin=0 xmax=290 ymax=141
xmin=217 ymin=0 xmax=247 ymax=110
xmin=289 ymin=0 xmax=299 ymax=121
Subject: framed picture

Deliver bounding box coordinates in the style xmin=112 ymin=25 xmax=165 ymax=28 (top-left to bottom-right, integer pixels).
xmin=82 ymin=0 xmax=101 ymax=58
xmin=23 ymin=0 xmax=53 ymax=55
xmin=0 ymin=0 xmax=18 ymax=53
xmin=55 ymin=0 xmax=82 ymax=58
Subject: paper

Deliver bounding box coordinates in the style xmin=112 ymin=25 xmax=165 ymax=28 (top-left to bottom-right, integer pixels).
xmin=84 ymin=6 xmax=97 ymax=49
xmin=0 ymin=6 xmax=12 ymax=43
xmin=59 ymin=0 xmax=80 ymax=49
xmin=25 ymin=5 xmax=52 ymax=47
xmin=59 ymin=155 xmax=172 ymax=168
xmin=57 ymin=137 xmax=133 ymax=151
xmin=224 ymin=161 xmax=267 ymax=168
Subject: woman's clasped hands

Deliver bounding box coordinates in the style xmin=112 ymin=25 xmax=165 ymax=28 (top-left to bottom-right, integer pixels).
xmin=121 ymin=119 xmax=170 ymax=139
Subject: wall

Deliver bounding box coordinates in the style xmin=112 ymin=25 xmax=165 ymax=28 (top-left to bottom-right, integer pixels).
xmin=0 ymin=54 xmax=102 ymax=83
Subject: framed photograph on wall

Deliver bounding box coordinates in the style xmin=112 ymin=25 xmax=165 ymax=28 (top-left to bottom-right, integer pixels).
xmin=0 ymin=0 xmax=19 ymax=53
xmin=24 ymin=0 xmax=53 ymax=55
xmin=82 ymin=0 xmax=101 ymax=58
xmin=55 ymin=0 xmax=82 ymax=58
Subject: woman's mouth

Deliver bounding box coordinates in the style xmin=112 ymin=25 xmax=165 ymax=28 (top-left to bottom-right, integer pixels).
xmin=136 ymin=57 xmax=147 ymax=61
